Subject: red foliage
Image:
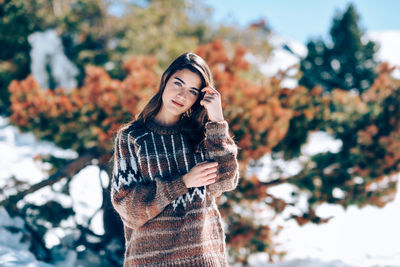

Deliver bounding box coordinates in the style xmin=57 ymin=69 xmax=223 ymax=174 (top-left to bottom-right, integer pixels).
xmin=9 ymin=56 xmax=158 ymax=155
xmin=197 ymin=40 xmax=293 ymax=163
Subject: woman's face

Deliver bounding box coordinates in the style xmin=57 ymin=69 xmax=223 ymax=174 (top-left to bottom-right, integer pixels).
xmin=160 ymin=69 xmax=202 ymax=118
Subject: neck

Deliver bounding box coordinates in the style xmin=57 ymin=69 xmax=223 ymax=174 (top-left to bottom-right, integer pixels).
xmin=145 ymin=116 xmax=182 ymax=135
xmin=154 ymin=109 xmax=180 ymax=126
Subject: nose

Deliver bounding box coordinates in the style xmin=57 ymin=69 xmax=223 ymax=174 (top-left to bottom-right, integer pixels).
xmin=176 ymin=88 xmax=187 ymax=99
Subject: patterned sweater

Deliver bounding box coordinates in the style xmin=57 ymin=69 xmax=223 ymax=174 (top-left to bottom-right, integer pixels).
xmin=111 ymin=118 xmax=239 ymax=267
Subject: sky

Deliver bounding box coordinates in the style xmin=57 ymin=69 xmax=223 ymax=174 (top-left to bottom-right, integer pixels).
xmin=203 ymin=0 xmax=400 ymax=43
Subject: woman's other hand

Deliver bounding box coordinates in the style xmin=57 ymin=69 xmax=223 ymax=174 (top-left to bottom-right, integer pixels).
xmin=183 ymin=161 xmax=218 ymax=188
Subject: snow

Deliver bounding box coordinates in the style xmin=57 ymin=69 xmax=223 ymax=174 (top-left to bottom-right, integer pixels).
xmin=0 ymin=117 xmax=105 ymax=266
xmin=69 ymin=166 xmax=105 ymax=235
xmin=251 ymin=257 xmax=355 ymax=267
xmin=245 ymin=33 xmax=307 ymax=88
xmin=272 ymin=189 xmax=400 ymax=266
xmin=368 ymin=30 xmax=400 ymax=78
xmin=260 ymin=33 xmax=307 ymax=81
xmin=301 ymin=131 xmax=343 ymax=156
xmin=28 ymin=29 xmax=78 ymax=90
xmin=0 ymin=116 xmax=77 ymax=186
xmin=0 ymin=207 xmax=53 ymax=267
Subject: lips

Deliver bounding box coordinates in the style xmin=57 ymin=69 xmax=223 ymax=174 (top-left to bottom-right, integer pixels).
xmin=172 ymin=100 xmax=184 ymax=107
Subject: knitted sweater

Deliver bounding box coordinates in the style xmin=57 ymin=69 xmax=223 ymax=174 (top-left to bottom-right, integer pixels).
xmin=111 ymin=118 xmax=239 ymax=267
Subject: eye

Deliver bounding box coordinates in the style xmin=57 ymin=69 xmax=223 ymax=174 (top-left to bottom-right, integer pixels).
xmin=190 ymin=90 xmax=198 ymax=96
xmin=174 ymin=81 xmax=182 ymax=87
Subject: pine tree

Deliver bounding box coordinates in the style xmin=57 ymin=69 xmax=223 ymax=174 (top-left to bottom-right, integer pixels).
xmin=299 ymin=4 xmax=378 ymax=94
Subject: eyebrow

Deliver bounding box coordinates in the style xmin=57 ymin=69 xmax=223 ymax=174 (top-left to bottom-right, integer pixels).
xmin=174 ymin=77 xmax=200 ymax=92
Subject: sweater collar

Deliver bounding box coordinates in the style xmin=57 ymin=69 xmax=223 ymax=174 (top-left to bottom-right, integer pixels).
xmin=145 ymin=117 xmax=182 ymax=135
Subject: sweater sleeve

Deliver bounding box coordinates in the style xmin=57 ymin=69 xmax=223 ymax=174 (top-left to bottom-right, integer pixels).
xmin=110 ymin=130 xmax=189 ymax=230
xmin=203 ymin=120 xmax=240 ymax=197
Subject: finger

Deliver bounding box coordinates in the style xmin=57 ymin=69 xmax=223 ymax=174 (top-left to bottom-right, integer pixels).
xmin=194 ymin=161 xmax=212 ymax=171
xmin=204 ymin=176 xmax=217 ymax=185
xmin=201 ymin=163 xmax=218 ymax=170
xmin=202 ymin=167 xmax=218 ymax=175
xmin=201 ymin=86 xmax=217 ymax=95
xmin=198 ymin=160 xmax=218 ymax=165
xmin=203 ymin=96 xmax=214 ymax=101
xmin=195 ymin=162 xmax=217 ymax=172
xmin=204 ymin=173 xmax=217 ymax=181
xmin=200 ymin=99 xmax=210 ymax=106
xmin=202 ymin=161 xmax=218 ymax=167
xmin=207 ymin=86 xmax=219 ymax=96
xmin=201 ymin=87 xmax=212 ymax=94
xmin=206 ymin=163 xmax=218 ymax=168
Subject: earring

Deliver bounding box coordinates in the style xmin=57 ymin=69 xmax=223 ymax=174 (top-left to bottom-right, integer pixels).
xmin=184 ymin=108 xmax=192 ymax=118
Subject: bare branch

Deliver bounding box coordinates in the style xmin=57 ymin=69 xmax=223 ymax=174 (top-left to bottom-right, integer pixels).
xmin=260 ymin=176 xmax=295 ymax=187
xmin=1 ymin=148 xmax=99 ymax=215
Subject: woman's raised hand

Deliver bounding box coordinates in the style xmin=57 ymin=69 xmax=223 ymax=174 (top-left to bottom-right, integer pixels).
xmin=182 ymin=161 xmax=218 ymax=188
xmin=200 ymin=86 xmax=224 ymax=122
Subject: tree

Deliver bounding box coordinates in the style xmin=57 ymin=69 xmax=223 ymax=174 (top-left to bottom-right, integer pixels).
xmin=0 ymin=0 xmax=52 ymax=115
xmin=0 ymin=0 xmax=113 ymax=114
xmin=113 ymin=0 xmax=211 ymax=68
xmin=299 ymin=4 xmax=379 ymax=94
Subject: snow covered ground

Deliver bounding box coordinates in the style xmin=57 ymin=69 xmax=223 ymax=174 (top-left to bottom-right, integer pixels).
xmin=1 ymin=30 xmax=400 ymax=267
xmin=0 ymin=206 xmax=53 ymax=267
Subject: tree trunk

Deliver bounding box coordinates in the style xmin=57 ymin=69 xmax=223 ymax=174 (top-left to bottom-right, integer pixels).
xmin=101 ymin=162 xmax=124 ymax=243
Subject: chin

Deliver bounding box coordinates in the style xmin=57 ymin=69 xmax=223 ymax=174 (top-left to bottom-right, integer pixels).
xmin=167 ymin=107 xmax=184 ymax=117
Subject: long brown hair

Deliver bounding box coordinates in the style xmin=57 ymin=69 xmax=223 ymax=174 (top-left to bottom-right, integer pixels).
xmin=118 ymin=52 xmax=215 ymax=148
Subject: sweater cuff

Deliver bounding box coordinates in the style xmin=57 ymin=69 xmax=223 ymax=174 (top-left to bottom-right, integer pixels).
xmin=167 ymin=176 xmax=189 ymax=200
xmin=205 ymin=120 xmax=229 ymax=138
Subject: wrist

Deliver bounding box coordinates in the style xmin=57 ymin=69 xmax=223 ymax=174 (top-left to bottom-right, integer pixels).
xmin=182 ymin=174 xmax=188 ymax=188
xmin=209 ymin=118 xmax=224 ymax=122
xmin=208 ymin=115 xmax=224 ymax=122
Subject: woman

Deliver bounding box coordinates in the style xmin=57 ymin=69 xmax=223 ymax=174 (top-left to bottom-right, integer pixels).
xmin=111 ymin=52 xmax=239 ymax=266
